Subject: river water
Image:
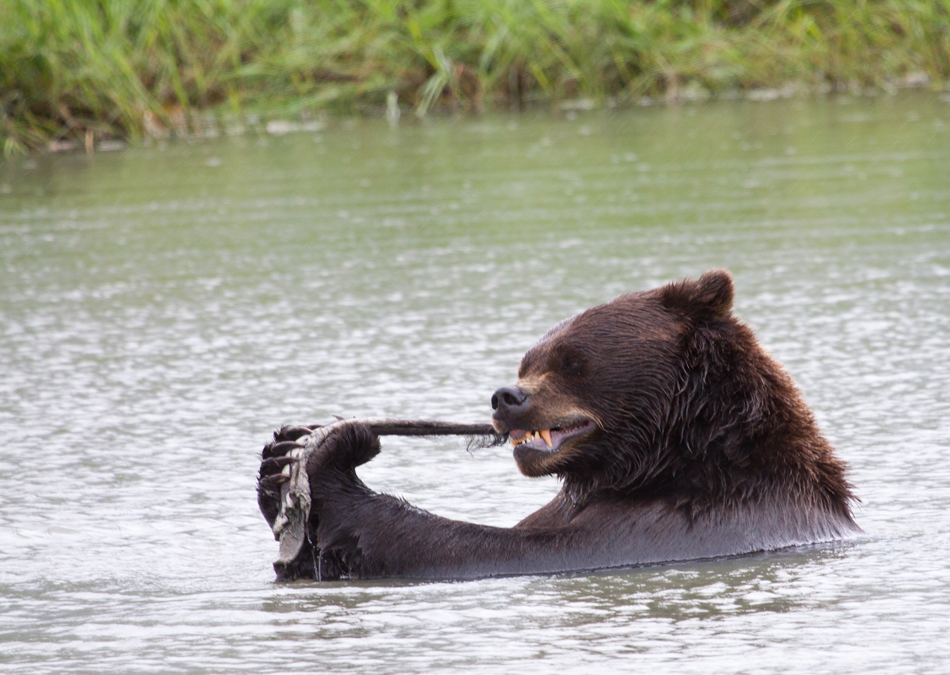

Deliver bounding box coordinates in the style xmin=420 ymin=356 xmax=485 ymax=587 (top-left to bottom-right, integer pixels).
xmin=2 ymin=93 xmax=949 ymax=674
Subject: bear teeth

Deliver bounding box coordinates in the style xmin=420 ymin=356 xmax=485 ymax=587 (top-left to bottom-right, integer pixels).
xmin=510 ymin=429 xmax=553 ymax=448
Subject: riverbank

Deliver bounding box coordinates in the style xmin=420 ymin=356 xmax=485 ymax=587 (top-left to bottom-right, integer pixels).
xmin=2 ymin=0 xmax=948 ymax=154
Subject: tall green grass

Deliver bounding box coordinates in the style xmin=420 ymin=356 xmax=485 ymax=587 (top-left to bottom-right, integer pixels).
xmin=2 ymin=0 xmax=948 ymax=153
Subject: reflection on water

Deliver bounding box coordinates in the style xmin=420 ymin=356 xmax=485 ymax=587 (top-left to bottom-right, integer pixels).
xmin=1 ymin=93 xmax=949 ymax=673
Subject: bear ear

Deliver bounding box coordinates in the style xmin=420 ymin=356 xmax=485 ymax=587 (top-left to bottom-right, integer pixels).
xmin=659 ymin=269 xmax=735 ymax=318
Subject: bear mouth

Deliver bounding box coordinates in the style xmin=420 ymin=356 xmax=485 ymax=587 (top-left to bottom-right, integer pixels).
xmin=509 ymin=419 xmax=596 ymax=453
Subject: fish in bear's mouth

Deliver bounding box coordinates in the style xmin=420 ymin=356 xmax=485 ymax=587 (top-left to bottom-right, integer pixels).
xmin=509 ymin=419 xmax=596 ymax=452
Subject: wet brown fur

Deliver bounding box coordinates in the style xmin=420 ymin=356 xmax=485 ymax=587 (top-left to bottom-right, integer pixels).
xmin=258 ymin=270 xmax=859 ymax=581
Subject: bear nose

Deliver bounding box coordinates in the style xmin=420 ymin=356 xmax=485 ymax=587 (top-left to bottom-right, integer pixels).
xmin=491 ymin=386 xmax=529 ymax=418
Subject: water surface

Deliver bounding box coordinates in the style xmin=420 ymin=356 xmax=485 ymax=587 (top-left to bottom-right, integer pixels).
xmin=2 ymin=93 xmax=949 ymax=673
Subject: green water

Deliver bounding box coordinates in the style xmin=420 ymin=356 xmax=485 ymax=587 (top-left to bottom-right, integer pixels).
xmin=1 ymin=93 xmax=949 ymax=674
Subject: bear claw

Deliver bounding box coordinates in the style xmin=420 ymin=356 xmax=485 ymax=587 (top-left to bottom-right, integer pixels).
xmin=262 ymin=440 xmax=304 ymax=459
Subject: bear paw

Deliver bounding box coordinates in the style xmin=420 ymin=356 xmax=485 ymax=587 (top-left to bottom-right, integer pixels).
xmin=257 ymin=425 xmax=314 ymax=529
xmin=258 ymin=420 xmax=381 ymax=581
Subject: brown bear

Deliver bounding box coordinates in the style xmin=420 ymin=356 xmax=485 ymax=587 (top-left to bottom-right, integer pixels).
xmin=257 ymin=270 xmax=860 ymax=581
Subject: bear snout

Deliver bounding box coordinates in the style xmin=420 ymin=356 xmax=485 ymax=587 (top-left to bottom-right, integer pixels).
xmin=491 ymin=385 xmax=530 ymax=429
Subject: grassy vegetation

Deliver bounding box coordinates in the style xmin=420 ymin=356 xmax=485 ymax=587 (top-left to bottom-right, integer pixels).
xmin=1 ymin=0 xmax=949 ymax=153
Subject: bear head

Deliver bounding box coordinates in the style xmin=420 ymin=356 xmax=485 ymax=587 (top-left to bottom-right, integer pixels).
xmin=491 ymin=270 xmax=853 ymax=509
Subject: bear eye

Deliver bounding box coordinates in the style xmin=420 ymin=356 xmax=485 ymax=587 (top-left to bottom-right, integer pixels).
xmin=556 ymin=348 xmax=586 ymax=377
